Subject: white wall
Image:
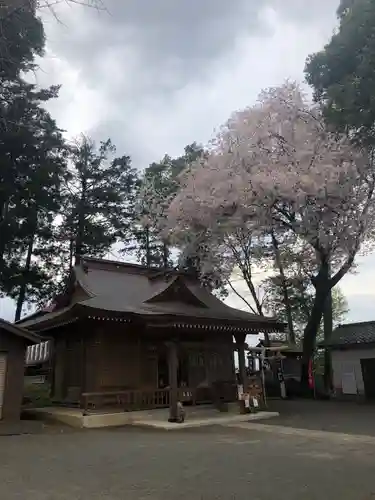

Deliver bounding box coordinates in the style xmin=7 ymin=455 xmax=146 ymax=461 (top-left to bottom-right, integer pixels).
xmin=332 ymin=348 xmax=375 ymax=395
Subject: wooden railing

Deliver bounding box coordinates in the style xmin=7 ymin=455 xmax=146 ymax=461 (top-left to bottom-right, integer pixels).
xmin=81 ymin=388 xmax=198 ymax=414
xmin=80 ymin=383 xmax=237 ymax=415
xmin=81 ymin=389 xmax=168 ymax=414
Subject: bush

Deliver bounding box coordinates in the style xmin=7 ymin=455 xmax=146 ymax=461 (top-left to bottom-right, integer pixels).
xmin=23 ymin=381 xmax=52 ymax=408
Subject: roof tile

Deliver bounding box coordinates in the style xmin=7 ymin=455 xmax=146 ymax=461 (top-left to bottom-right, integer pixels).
xmin=322 ymin=321 xmax=375 ymax=348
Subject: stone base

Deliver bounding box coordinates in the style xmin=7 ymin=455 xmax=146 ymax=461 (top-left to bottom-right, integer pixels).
xmin=168 ymin=417 xmax=179 ymax=423
xmin=23 ymin=407 xmax=280 ymax=430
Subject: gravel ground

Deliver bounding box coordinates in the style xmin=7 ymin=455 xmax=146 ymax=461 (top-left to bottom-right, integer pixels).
xmin=1 ymin=424 xmax=375 ymax=500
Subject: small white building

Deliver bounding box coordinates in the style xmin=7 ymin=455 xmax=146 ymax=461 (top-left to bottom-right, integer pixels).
xmin=325 ymin=321 xmax=375 ymax=401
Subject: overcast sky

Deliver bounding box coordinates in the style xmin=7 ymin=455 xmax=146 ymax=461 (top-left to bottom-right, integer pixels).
xmin=2 ymin=0 xmax=374 ymax=325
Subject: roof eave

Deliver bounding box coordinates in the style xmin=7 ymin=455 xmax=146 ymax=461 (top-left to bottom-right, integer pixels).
xmin=143 ymin=314 xmax=285 ymax=334
xmin=0 ymin=320 xmax=41 ymax=344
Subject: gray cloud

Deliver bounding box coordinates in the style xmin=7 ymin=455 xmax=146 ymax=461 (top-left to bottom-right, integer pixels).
xmin=44 ymin=1 xmax=260 ymax=76
xmin=43 ymin=0 xmax=339 ymax=88
xmin=36 ymin=0 xmax=339 ymax=169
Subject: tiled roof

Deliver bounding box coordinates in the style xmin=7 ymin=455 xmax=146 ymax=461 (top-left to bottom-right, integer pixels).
xmin=18 ymin=257 xmax=286 ymax=333
xmin=257 ymin=339 xmax=303 ymax=353
xmin=321 ymin=321 xmax=375 ymax=348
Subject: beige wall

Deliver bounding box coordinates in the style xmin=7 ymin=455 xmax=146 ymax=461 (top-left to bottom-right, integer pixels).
xmin=332 ymin=348 xmax=375 ymax=395
xmin=0 ymin=330 xmax=28 ymax=421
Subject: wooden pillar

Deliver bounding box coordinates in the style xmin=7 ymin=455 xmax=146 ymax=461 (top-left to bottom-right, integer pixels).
xmin=167 ymin=340 xmax=178 ymax=422
xmin=235 ymin=333 xmax=247 ymax=391
xmin=48 ymin=339 xmax=55 ymax=399
xmin=80 ymin=335 xmax=86 ymax=394
xmin=53 ymin=338 xmax=66 ymax=401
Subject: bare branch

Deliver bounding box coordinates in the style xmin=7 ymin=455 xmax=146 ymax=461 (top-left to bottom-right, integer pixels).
xmin=226 ymin=279 xmax=258 ymax=315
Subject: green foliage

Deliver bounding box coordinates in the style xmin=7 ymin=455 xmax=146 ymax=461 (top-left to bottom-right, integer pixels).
xmin=263 ymin=273 xmax=349 ymax=341
xmin=0 ymin=0 xmax=45 ymax=78
xmin=0 ymin=0 xmax=142 ymax=317
xmin=129 ymin=143 xmax=204 ymax=269
xmin=0 ymin=78 xmax=67 ymax=315
xmin=60 ymin=135 xmax=140 ymax=266
xmin=23 ymin=381 xmax=52 ymax=408
xmin=305 ymin=0 xmax=375 ymax=145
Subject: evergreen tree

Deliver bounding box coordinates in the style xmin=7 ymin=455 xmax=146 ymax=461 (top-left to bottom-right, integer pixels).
xmin=0 ymin=0 xmax=45 ymax=79
xmin=305 ymin=0 xmax=375 ymax=146
xmin=60 ymin=135 xmax=139 ymax=267
xmin=130 ymin=143 xmax=204 ymax=268
xmin=0 ymin=79 xmax=67 ymax=318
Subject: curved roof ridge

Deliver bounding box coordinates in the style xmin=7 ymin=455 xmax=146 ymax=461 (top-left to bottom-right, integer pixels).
xmin=143 ymin=275 xmax=179 ymax=302
xmin=73 ymin=264 xmax=96 ymax=297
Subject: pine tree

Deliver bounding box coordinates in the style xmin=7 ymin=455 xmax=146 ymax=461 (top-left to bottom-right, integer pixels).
xmin=60 ymin=135 xmax=139 ymax=267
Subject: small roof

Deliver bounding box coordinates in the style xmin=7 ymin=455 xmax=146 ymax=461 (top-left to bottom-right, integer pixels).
xmin=19 ymin=257 xmax=285 ymax=334
xmin=256 ymin=339 xmax=303 ymax=353
xmin=0 ymin=318 xmax=41 ymax=344
xmin=320 ymin=321 xmax=375 ymax=349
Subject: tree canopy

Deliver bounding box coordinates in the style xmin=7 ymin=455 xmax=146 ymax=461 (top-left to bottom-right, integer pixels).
xmin=305 ymin=0 xmax=375 ymax=146
xmin=163 ymin=82 xmax=375 ymax=374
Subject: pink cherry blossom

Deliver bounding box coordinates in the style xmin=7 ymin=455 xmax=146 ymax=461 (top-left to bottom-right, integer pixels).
xmin=166 ymin=82 xmax=375 ymax=286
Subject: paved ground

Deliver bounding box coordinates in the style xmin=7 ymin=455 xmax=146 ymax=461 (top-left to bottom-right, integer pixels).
xmin=0 ymin=420 xmax=63 ymax=436
xmin=262 ymin=399 xmax=375 ymax=436
xmin=2 ymin=423 xmax=375 ymax=499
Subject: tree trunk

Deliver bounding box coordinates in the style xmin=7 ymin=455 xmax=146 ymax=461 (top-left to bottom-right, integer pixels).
xmin=301 ymin=260 xmax=330 ymax=391
xmin=0 ymin=199 xmax=9 ymax=276
xmin=74 ymin=178 xmax=87 ymax=266
xmin=145 ymin=226 xmax=151 ymax=268
xmin=14 ymin=231 xmax=35 ymax=321
xmin=271 ymin=230 xmax=295 ymax=344
xmin=162 ymin=240 xmax=169 ymax=269
xmin=323 ymin=288 xmax=333 ymax=392
xmin=68 ymin=236 xmax=74 ymax=271
xmin=241 ymin=268 xmax=270 ymax=345
xmin=74 ymin=209 xmax=85 ymax=266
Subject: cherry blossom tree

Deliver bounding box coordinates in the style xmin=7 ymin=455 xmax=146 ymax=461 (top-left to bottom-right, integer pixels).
xmin=165 ymin=82 xmax=375 ymax=383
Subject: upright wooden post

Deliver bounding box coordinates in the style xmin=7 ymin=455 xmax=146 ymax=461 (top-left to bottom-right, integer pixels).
xmin=80 ymin=334 xmax=86 ymax=395
xmin=167 ymin=340 xmax=178 ymax=422
xmin=48 ymin=339 xmax=55 ymax=400
xmin=235 ymin=333 xmax=247 ymax=391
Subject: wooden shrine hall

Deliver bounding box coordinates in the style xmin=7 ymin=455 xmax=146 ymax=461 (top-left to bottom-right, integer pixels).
xmin=18 ymin=257 xmax=285 ymax=421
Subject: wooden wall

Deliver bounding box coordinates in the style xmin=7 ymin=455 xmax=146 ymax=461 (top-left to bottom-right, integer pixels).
xmin=185 ymin=338 xmax=235 ymax=388
xmin=95 ymin=326 xmax=142 ymax=391
xmin=51 ymin=322 xmax=236 ymax=402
